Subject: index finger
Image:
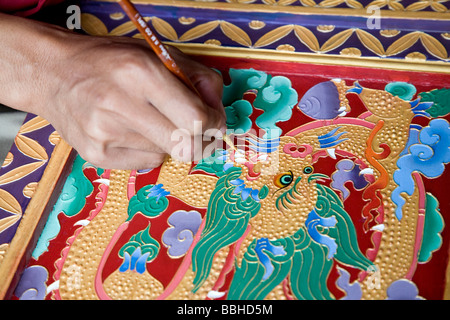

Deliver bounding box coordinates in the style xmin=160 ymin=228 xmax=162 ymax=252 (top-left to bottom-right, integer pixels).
xmin=142 ymin=54 xmax=226 ymax=136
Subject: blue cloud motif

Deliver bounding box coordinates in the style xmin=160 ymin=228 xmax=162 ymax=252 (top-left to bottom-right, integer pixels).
xmin=331 ymin=159 xmax=369 ymax=200
xmin=14 ymin=266 xmax=48 ymax=300
xmin=336 ymin=267 xmax=362 ymax=300
xmin=386 ymin=279 xmax=424 ymax=300
xmin=392 ymin=119 xmax=450 ymax=220
xmin=162 ymin=210 xmax=202 ymax=258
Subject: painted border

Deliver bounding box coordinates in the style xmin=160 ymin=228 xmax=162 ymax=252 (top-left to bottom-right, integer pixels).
xmin=0 ymin=140 xmax=74 ymax=299
xmin=80 ymin=0 xmax=450 ymax=69
xmin=174 ymin=43 xmax=450 ymax=73
xmin=95 ymin=0 xmax=450 ymax=20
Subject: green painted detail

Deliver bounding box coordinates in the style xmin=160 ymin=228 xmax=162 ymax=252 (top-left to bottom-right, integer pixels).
xmin=222 ymin=68 xmax=268 ymax=107
xmin=222 ymin=68 xmax=298 ymax=139
xmin=228 ymin=237 xmax=295 ymax=300
xmin=253 ymin=76 xmax=298 ymax=139
xmin=127 ymin=184 xmax=169 ymax=222
xmin=193 ymin=149 xmax=227 ymax=177
xmin=419 ymin=88 xmax=450 ymax=117
xmin=259 ymin=185 xmax=269 ymax=200
xmin=315 ymin=184 xmax=373 ymax=271
xmin=385 ymin=82 xmax=417 ymax=101
xmin=227 ymin=183 xmax=372 ymax=300
xmin=225 ymin=99 xmax=253 ymax=133
xmin=32 ymin=155 xmax=93 ymax=259
xmin=418 ymin=193 xmax=444 ymax=263
xmin=119 ymin=224 xmax=160 ymax=263
xmin=228 ymin=226 xmax=334 ymax=300
xmin=55 ymin=155 xmax=94 ymax=217
xmin=290 ymin=227 xmax=335 ymax=300
xmin=191 ymin=167 xmax=262 ymax=293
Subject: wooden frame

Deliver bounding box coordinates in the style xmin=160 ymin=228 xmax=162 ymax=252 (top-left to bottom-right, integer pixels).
xmin=1 ymin=0 xmax=449 ymax=300
xmin=0 ymin=140 xmax=74 ymax=299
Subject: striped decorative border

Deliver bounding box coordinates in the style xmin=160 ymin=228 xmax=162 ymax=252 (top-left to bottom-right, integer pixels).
xmin=96 ymin=0 xmax=450 ymax=15
xmin=80 ymin=0 xmax=450 ymax=70
xmin=0 ymin=114 xmax=73 ymax=298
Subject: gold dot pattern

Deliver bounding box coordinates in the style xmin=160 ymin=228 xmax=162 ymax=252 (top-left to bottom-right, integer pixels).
xmin=167 ymin=247 xmax=229 ymax=299
xmin=356 ymin=88 xmax=420 ymax=299
xmin=103 ymin=269 xmax=164 ymax=300
xmin=59 ymin=169 xmax=131 ymax=300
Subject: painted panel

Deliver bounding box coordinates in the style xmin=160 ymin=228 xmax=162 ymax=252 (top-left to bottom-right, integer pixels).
xmin=7 ymin=56 xmax=450 ymax=300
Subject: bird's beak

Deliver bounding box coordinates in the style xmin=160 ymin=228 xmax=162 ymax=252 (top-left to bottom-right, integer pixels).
xmin=347 ymin=82 xmax=363 ymax=94
xmin=308 ymin=173 xmax=329 ymax=183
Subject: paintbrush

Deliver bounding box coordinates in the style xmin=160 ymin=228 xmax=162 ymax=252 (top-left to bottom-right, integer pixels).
xmin=117 ymin=0 xmax=236 ymax=152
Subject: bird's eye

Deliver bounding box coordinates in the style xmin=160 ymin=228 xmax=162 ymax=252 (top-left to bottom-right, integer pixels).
xmin=274 ymin=171 xmax=294 ymax=188
xmin=303 ymin=166 xmax=313 ymax=174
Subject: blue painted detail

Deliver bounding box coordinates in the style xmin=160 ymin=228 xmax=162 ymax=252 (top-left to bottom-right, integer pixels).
xmin=393 ymin=118 xmax=450 ymax=220
xmin=231 ymin=178 xmax=263 ymax=202
xmin=245 ymin=136 xmax=280 ymax=153
xmin=119 ymin=252 xmax=131 ymax=273
xmin=347 ymin=82 xmax=363 ymax=94
xmin=146 ymin=184 xmax=170 ymax=202
xmin=318 ymin=127 xmax=348 ymax=149
xmin=306 ymin=209 xmax=338 ymax=259
xmin=254 ymin=238 xmax=287 ymax=280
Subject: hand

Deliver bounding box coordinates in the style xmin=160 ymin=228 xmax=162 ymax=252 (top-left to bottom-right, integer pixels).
xmin=0 ymin=14 xmax=226 ymax=170
xmin=43 ymin=36 xmax=226 ymax=169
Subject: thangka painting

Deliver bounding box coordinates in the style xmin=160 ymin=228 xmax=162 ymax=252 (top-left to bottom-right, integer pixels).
xmin=8 ymin=56 xmax=450 ymax=300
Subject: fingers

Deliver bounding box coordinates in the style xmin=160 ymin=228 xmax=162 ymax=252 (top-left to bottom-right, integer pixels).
xmin=167 ymin=46 xmax=225 ymax=114
xmin=64 ymin=128 xmax=167 ymax=170
xmin=79 ymin=125 xmax=222 ymax=169
xmin=130 ymin=108 xmax=223 ymax=163
xmin=86 ymin=147 xmax=167 ymax=170
xmin=144 ymin=69 xmax=226 ymax=136
xmin=73 ymin=85 xmax=224 ymax=168
xmin=189 ymin=68 xmax=226 ymax=121
xmin=99 ymin=42 xmax=226 ymax=135
xmin=57 ymin=38 xmax=229 ymax=169
xmin=138 ymin=47 xmax=226 ymax=136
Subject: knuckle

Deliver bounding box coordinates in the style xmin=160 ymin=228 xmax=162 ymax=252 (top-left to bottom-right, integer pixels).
xmin=87 ymin=87 xmax=118 ymax=112
xmin=191 ymin=69 xmax=223 ymax=90
xmin=79 ymin=146 xmax=107 ymax=168
xmin=188 ymin=107 xmax=209 ymax=128
xmin=85 ymin=120 xmax=112 ymax=144
xmin=115 ymin=50 xmax=149 ymax=75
